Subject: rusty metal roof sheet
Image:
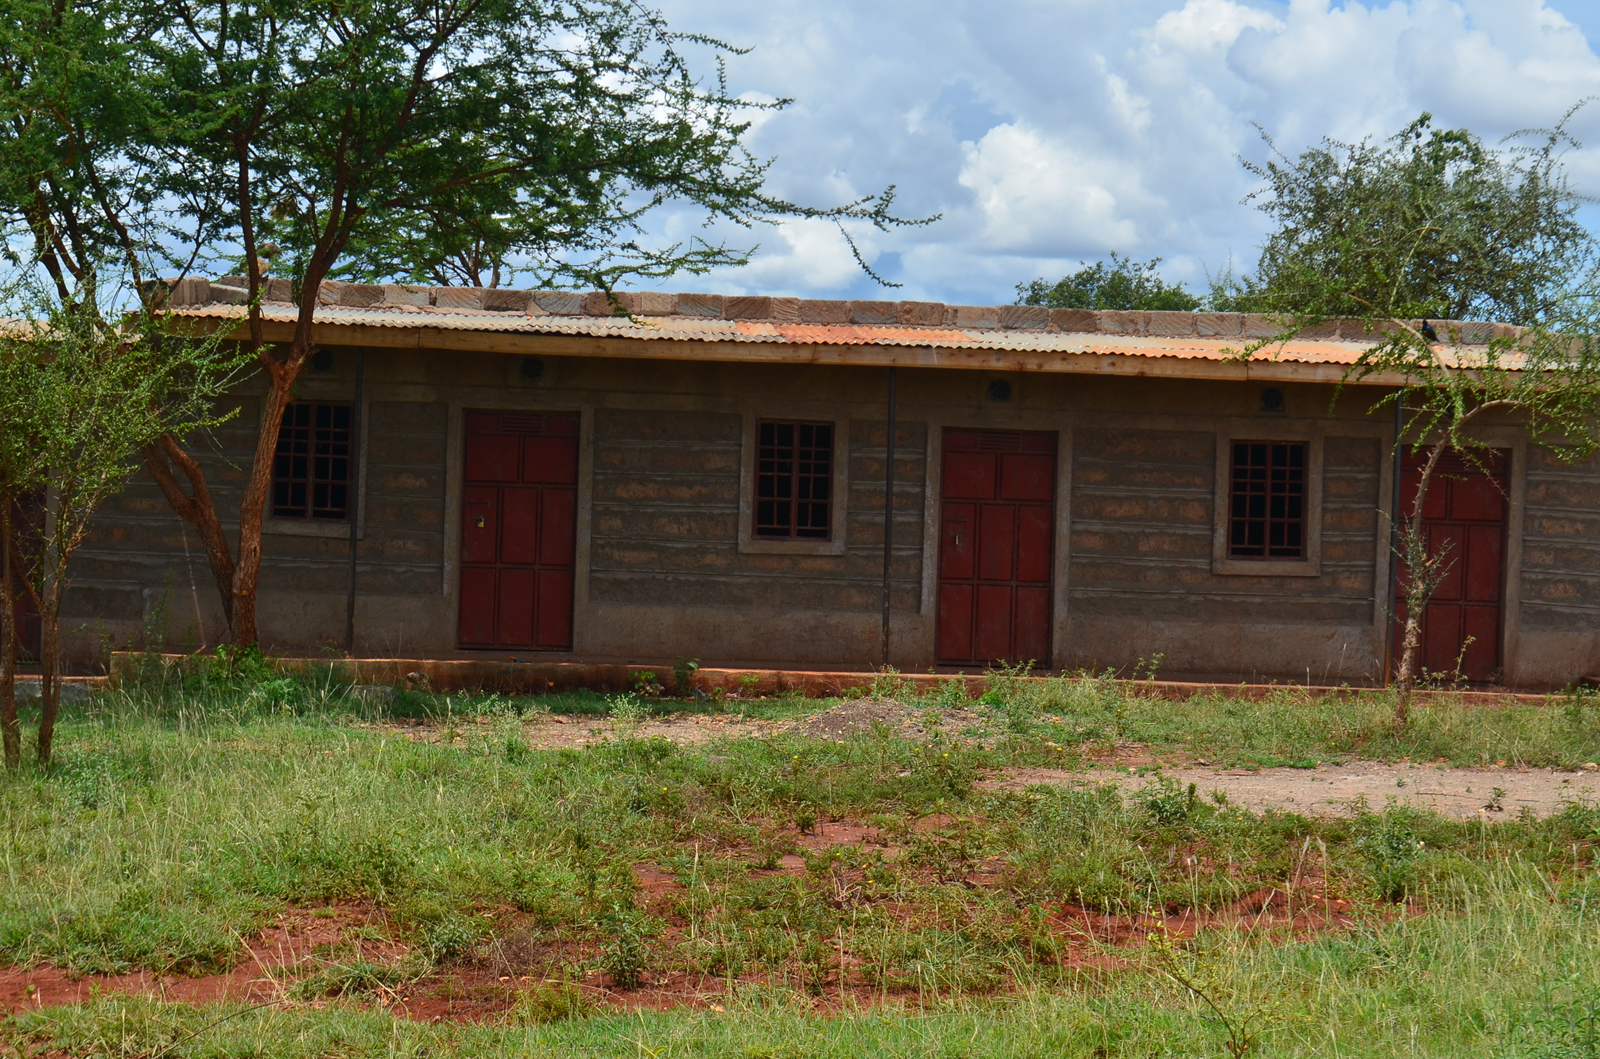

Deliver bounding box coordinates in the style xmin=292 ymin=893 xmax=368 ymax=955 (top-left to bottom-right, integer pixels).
xmin=171 ymin=301 xmax=1383 ymax=368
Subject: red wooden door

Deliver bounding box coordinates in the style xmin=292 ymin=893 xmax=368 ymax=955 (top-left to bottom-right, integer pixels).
xmin=937 ymin=429 xmax=1056 ymax=667
xmin=1394 ymin=450 xmax=1508 ymax=683
xmin=458 ymin=411 xmax=579 ymax=650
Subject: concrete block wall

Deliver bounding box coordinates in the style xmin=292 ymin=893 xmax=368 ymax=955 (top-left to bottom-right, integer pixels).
xmin=586 ymin=410 xmax=924 ymax=612
xmin=1517 ymin=446 xmax=1600 ymax=682
xmin=1060 ymin=428 xmax=1383 ymax=682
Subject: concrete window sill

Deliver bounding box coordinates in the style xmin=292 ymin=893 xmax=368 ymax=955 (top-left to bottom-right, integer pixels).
xmin=1212 ymin=558 xmax=1320 ymax=577
xmin=264 ymin=518 xmax=362 ymax=540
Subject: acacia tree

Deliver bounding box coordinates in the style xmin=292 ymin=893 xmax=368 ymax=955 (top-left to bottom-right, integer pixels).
xmin=30 ymin=0 xmax=919 ymax=648
xmin=0 ymin=273 xmax=242 ymax=767
xmin=1017 ymin=252 xmax=1201 ymax=311
xmin=1231 ymin=111 xmax=1600 ymax=720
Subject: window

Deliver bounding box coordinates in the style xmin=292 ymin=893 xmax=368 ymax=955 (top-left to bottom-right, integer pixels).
xmin=1228 ymin=441 xmax=1306 ymax=559
xmin=272 ymin=402 xmax=351 ymax=520
xmin=755 ymin=420 xmax=833 ymax=539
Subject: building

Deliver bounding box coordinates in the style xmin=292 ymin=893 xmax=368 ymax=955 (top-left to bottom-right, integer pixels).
xmin=56 ymin=281 xmax=1600 ymax=686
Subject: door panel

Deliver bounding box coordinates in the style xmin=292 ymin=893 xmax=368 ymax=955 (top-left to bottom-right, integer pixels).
xmin=973 ymin=585 xmax=1014 ymax=662
xmin=524 ymin=436 xmax=579 ymax=484
xmin=1014 ymin=587 xmax=1051 ymax=663
xmin=977 ymin=505 xmax=1016 ymax=581
xmin=944 ymin=452 xmax=997 ymax=500
xmin=936 ymin=429 xmax=1057 ymax=666
xmin=1451 ymin=474 xmax=1504 ymax=521
xmin=497 ymin=568 xmax=537 ymax=646
xmin=1464 ymin=525 xmax=1502 ymax=602
xmin=940 ymin=505 xmax=976 ymax=580
xmin=1000 ymin=453 xmax=1054 ymax=502
xmin=1015 ymin=507 xmax=1053 ymax=583
xmin=1461 ymin=606 xmax=1499 ymax=682
xmin=500 ymin=488 xmax=540 ymax=564
xmin=461 ymin=488 xmax=499 ymax=564
xmin=1423 ymin=603 xmax=1461 ymax=675
xmin=458 ymin=567 xmax=497 ymax=645
xmin=1429 ymin=523 xmax=1462 ymax=601
xmin=465 ymin=434 xmax=519 ymax=482
xmin=936 ymin=584 xmax=974 ymax=660
xmin=459 ymin=411 xmax=580 ymax=650
xmin=1394 ymin=449 xmax=1507 ymax=684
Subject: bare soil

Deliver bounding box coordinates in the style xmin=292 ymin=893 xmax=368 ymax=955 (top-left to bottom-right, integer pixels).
xmin=0 ymin=815 xmax=1379 ymax=1024
xmin=993 ymin=761 xmax=1600 ymax=820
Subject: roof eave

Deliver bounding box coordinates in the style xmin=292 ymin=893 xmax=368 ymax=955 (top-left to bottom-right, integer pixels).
xmin=180 ymin=313 xmax=1408 ymax=388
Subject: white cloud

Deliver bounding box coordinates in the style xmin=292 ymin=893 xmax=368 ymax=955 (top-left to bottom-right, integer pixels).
xmin=633 ymin=0 xmax=1600 ymax=303
xmin=1148 ymin=0 xmax=1284 ymax=53
xmin=959 ymin=124 xmax=1143 ymax=254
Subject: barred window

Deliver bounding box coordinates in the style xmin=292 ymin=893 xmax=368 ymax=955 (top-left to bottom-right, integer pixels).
xmin=272 ymin=402 xmax=351 ymax=520
xmin=755 ymin=421 xmax=833 ymax=539
xmin=1228 ymin=441 xmax=1306 ymax=559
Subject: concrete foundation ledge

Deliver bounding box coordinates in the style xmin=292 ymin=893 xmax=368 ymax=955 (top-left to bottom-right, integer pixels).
xmin=105 ymin=653 xmax=1555 ymax=706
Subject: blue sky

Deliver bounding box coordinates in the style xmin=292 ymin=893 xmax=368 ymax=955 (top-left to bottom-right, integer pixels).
xmin=631 ymin=0 xmax=1600 ymax=306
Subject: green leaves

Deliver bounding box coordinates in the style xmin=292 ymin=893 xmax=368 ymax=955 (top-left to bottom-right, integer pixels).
xmin=1236 ymin=111 xmax=1591 ymax=326
xmin=1017 ymin=252 xmax=1201 ymax=312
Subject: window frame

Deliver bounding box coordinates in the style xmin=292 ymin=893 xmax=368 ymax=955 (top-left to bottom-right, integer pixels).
xmin=262 ymin=395 xmax=369 ymax=539
xmin=738 ymin=414 xmax=848 ymax=556
xmin=1212 ymin=433 xmax=1322 ymax=577
xmin=271 ymin=400 xmax=354 ymax=522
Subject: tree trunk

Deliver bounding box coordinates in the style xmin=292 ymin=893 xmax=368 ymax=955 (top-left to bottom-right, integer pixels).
xmin=142 ymin=437 xmax=236 ymax=634
xmin=1391 ymin=440 xmax=1449 ymax=726
xmin=230 ymin=362 xmax=301 ymax=647
xmin=1392 ymin=583 xmax=1424 ymax=727
xmin=0 ymin=508 xmax=18 ymax=769
xmin=35 ymin=580 xmax=59 ymax=767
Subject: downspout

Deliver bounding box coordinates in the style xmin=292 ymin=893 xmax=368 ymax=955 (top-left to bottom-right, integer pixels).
xmin=1382 ymin=390 xmax=1404 ymax=684
xmin=345 ymin=348 xmax=365 ymax=656
xmin=880 ymin=365 xmax=897 ymax=668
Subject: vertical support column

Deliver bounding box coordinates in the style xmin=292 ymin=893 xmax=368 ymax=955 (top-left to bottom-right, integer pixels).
xmin=1383 ymin=390 xmax=1404 ymax=683
xmin=345 ymin=348 xmax=366 ymax=656
xmin=880 ymin=366 xmax=897 ymax=668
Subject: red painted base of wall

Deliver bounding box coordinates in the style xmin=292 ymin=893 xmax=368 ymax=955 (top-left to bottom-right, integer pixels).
xmin=106 ymin=653 xmax=1552 ymax=705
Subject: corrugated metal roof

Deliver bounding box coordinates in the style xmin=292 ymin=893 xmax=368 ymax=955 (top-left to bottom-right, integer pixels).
xmin=171 ymin=301 xmax=1381 ymax=367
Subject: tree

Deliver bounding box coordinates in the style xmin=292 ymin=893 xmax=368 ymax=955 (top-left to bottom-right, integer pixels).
xmin=1017 ymin=252 xmax=1200 ymax=311
xmin=0 ymin=271 xmax=243 ymax=767
xmin=1232 ymin=111 xmax=1600 ymax=720
xmin=1 ymin=0 xmax=931 ymax=650
xmin=1223 ymin=113 xmax=1591 ymax=325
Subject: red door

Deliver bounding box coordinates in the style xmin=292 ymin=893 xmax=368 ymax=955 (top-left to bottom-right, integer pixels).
xmin=1394 ymin=450 xmax=1508 ymax=683
xmin=458 ymin=411 xmax=579 ymax=650
xmin=936 ymin=429 xmax=1056 ymax=667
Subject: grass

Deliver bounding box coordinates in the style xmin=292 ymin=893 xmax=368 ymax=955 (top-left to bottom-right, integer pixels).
xmin=2 ymin=658 xmax=1599 ymax=1056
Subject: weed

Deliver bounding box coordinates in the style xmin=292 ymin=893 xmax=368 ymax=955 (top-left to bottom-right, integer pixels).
xmin=598 ymin=906 xmax=652 ymax=990
xmin=1358 ymin=804 xmax=1425 ymax=902
xmin=290 ymin=957 xmax=415 ymax=999
xmin=673 ymin=657 xmax=701 ymax=696
xmin=513 ymin=979 xmax=594 ymax=1024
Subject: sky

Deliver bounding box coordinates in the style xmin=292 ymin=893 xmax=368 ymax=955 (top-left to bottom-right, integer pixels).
xmin=631 ymin=0 xmax=1600 ymax=306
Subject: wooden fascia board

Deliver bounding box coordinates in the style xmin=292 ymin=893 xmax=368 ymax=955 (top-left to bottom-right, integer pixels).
xmin=187 ymin=314 xmax=1407 ymax=386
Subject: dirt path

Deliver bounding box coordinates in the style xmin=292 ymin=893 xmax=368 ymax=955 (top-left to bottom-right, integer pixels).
xmin=992 ymin=762 xmax=1600 ymax=820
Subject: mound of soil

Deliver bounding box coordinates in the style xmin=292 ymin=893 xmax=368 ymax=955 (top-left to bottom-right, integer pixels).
xmin=797 ymin=698 xmax=920 ymax=740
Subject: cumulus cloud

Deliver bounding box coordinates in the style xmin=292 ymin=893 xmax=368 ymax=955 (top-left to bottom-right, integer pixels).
xmin=640 ymin=0 xmax=1600 ymax=303
xmin=959 ymin=124 xmax=1145 ymax=254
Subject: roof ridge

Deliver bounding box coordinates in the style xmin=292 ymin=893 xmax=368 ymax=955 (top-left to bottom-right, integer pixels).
xmin=163 ymin=276 xmax=1512 ymax=344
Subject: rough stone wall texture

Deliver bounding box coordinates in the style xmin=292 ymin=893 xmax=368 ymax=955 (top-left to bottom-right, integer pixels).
xmin=1521 ymin=446 xmax=1600 ymax=632
xmin=64 ymin=395 xmax=259 ymax=644
xmin=64 ymin=393 xmax=449 ymax=656
xmin=1066 ymin=430 xmax=1379 ymax=626
xmin=586 ymin=409 xmax=925 ymax=611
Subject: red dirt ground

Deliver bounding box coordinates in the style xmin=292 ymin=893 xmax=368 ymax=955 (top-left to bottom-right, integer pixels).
xmin=0 ymin=820 xmax=1387 ymax=1025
